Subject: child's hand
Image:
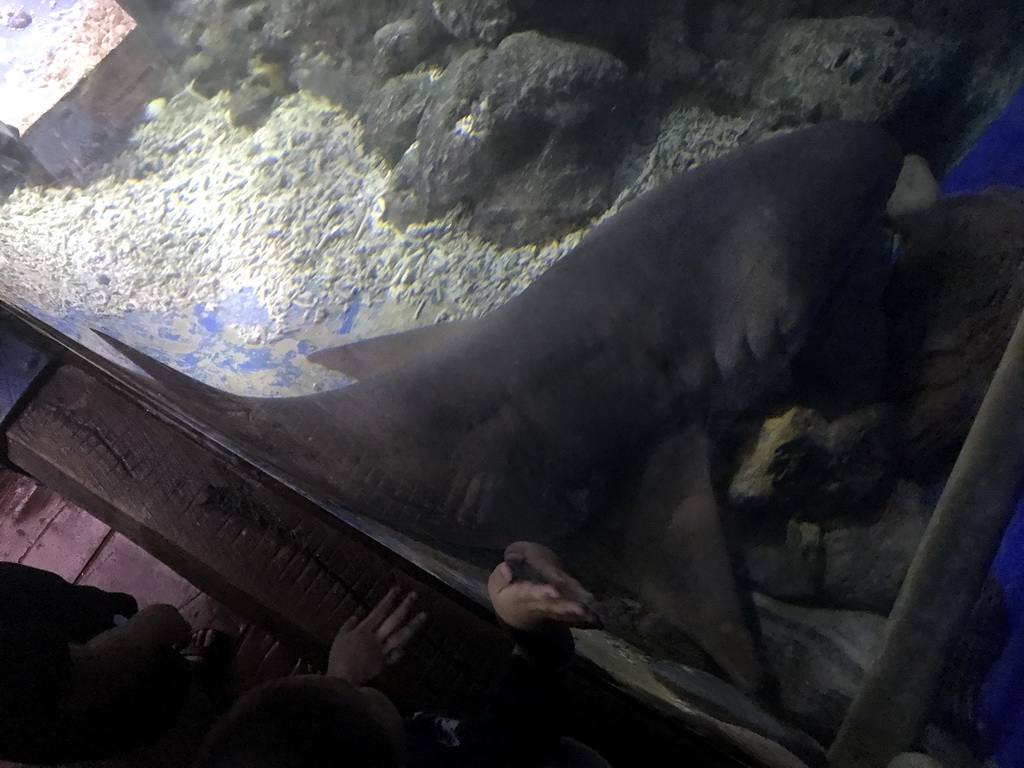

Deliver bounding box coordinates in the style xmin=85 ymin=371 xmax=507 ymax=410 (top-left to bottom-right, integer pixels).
xmin=327 ymin=587 xmax=427 ymax=684
xmin=487 ymin=542 xmax=601 ymax=631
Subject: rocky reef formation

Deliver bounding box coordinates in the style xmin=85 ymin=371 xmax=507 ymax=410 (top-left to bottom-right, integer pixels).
xmin=115 ymin=0 xmax=1024 ymax=250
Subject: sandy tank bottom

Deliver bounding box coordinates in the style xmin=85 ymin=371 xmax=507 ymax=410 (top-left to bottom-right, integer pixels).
xmin=0 ymin=88 xmax=585 ymax=395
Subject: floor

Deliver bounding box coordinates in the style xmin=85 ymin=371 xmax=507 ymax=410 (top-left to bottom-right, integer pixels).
xmin=0 ymin=467 xmax=315 ymax=767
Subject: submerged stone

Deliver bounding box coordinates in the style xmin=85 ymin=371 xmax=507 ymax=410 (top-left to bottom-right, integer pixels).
xmin=887 ymin=753 xmax=946 ymax=768
xmin=754 ymin=593 xmax=886 ymax=744
xmin=373 ymin=9 xmax=449 ymax=76
xmin=431 ymin=0 xmax=515 ymax=45
xmin=383 ymin=31 xmax=630 ymax=245
xmin=821 ymin=480 xmax=931 ymax=613
xmin=360 ymin=73 xmax=435 ymax=165
xmin=750 ymin=16 xmax=959 ymax=127
xmin=884 ymin=190 xmax=1024 ymax=478
xmin=729 ymin=404 xmax=896 ymax=521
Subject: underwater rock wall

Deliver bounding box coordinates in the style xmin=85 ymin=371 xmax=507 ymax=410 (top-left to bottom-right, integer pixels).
xmin=154 ymin=0 xmax=1024 ymax=247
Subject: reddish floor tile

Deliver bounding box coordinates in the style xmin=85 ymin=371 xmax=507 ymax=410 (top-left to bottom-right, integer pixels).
xmin=19 ymin=504 xmax=111 ymax=582
xmin=76 ymin=532 xmax=201 ymax=610
xmin=0 ymin=474 xmax=64 ymax=562
xmin=0 ymin=470 xmax=312 ymax=768
xmin=0 ymin=469 xmax=36 ymax=513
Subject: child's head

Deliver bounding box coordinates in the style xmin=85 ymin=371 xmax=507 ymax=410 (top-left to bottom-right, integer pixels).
xmin=198 ymin=675 xmax=406 ymax=768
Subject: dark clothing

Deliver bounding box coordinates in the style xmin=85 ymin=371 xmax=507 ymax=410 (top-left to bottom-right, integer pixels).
xmin=0 ymin=562 xmax=139 ymax=744
xmin=407 ymin=623 xmax=575 ymax=768
xmin=0 ymin=562 xmax=184 ymax=763
xmin=0 ymin=561 xmax=139 ymax=642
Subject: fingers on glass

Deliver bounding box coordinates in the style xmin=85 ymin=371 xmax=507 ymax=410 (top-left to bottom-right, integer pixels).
xmin=383 ymin=610 xmax=428 ymax=658
xmin=377 ymin=591 xmax=418 ymax=638
xmin=363 ymin=586 xmax=403 ymax=629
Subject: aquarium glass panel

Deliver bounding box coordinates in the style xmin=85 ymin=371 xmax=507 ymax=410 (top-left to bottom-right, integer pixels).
xmin=2 ymin=1 xmax=1023 ymax=763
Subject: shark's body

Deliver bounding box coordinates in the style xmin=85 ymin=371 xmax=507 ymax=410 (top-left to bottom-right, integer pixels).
xmin=100 ymin=122 xmax=903 ymax=694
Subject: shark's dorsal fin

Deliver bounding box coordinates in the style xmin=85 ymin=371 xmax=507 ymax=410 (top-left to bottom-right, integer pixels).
xmin=306 ymin=319 xmax=475 ymax=380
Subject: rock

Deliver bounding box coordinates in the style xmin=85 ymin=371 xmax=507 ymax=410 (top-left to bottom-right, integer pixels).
xmin=184 ymin=6 xmax=276 ymax=99
xmin=242 ymin=0 xmax=410 ymax=62
xmin=754 ymin=593 xmax=886 ymax=744
xmin=750 ymin=17 xmax=959 ymax=127
xmin=229 ymin=61 xmax=288 ymax=129
xmin=729 ymin=405 xmax=895 ymax=521
xmin=384 ymin=47 xmax=491 ymax=228
xmin=887 ymin=155 xmax=940 ymax=221
xmin=383 ymin=32 xmax=630 ymax=244
xmin=359 ymin=73 xmax=435 ymax=164
xmin=821 ymin=480 xmax=931 ymax=612
xmin=483 ymin=32 xmax=627 ymax=132
xmin=0 ymin=124 xmax=28 ymax=197
xmin=888 ymin=752 xmax=947 ymax=768
xmin=614 ymin=106 xmax=764 ymax=206
xmin=883 ymin=190 xmax=1024 ymax=478
xmin=743 ymin=519 xmax=823 ymax=603
xmin=372 ymin=9 xmax=449 ymax=76
xmin=650 ymin=659 xmax=826 ymax=765
xmin=291 ymin=56 xmax=374 ymax=114
xmin=431 ymin=0 xmax=514 ymax=45
xmin=511 ymin=0 xmax=651 ymax=64
xmin=773 ymin=405 xmax=896 ymax=520
xmin=185 ymin=52 xmax=249 ymax=100
xmin=470 ymin=139 xmax=617 ymax=246
xmin=1 ymin=122 xmax=26 ymax=169
xmin=229 ymin=83 xmax=278 ymax=129
xmin=6 ymin=9 xmax=31 ymax=29
xmin=730 ymin=408 xmax=820 ymax=508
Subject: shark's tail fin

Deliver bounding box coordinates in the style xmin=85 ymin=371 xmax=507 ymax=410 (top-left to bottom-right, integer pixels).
xmin=91 ymin=330 xmax=256 ymax=425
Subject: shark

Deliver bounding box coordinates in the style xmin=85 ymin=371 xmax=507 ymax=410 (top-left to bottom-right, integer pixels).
xmin=97 ymin=121 xmax=904 ymax=696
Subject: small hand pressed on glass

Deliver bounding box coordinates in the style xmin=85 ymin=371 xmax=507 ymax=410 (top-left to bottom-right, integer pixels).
xmin=328 ymin=586 xmax=428 ymax=685
xmin=488 ymin=541 xmax=603 ymax=631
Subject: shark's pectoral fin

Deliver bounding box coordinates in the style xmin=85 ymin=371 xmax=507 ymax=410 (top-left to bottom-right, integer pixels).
xmin=306 ymin=319 xmax=475 ymax=380
xmin=624 ymin=425 xmax=765 ymax=696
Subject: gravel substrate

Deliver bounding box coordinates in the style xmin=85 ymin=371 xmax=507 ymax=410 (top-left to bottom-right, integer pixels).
xmin=0 ymin=88 xmax=584 ymax=388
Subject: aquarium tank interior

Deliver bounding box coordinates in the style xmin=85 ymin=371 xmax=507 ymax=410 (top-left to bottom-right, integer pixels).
xmin=2 ymin=1 xmax=1024 ymax=766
